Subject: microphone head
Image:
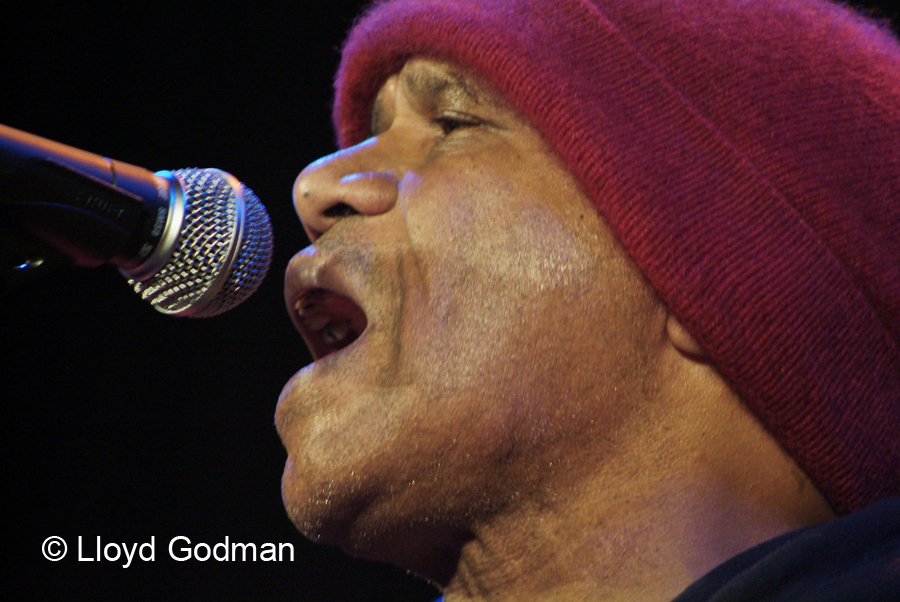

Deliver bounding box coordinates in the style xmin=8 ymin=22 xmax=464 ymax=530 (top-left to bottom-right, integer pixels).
xmin=126 ymin=168 xmax=274 ymax=318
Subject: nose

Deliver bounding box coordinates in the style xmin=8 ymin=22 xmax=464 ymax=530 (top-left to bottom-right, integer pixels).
xmin=293 ymin=138 xmax=399 ymax=242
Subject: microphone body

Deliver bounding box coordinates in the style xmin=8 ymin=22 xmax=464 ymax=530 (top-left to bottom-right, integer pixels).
xmin=0 ymin=123 xmax=273 ymax=317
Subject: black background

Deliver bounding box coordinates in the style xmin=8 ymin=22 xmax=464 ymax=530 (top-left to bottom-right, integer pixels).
xmin=2 ymin=1 xmax=897 ymax=601
xmin=2 ymin=1 xmax=439 ymax=600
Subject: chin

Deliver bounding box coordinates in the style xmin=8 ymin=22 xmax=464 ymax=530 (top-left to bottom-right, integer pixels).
xmin=280 ymin=456 xmax=363 ymax=546
xmin=282 ymin=457 xmax=468 ymax=582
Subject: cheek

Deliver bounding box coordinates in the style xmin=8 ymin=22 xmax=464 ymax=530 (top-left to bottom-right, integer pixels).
xmin=397 ymin=159 xmax=607 ymax=406
xmin=404 ymin=158 xmax=599 ymax=312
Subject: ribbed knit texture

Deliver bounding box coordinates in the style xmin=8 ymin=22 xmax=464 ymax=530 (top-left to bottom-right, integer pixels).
xmin=333 ymin=0 xmax=900 ymax=515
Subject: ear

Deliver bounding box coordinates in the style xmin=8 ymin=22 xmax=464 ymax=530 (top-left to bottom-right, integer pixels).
xmin=666 ymin=313 xmax=708 ymax=359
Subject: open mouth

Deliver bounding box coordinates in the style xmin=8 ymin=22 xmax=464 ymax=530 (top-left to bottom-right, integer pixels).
xmin=293 ymin=288 xmax=368 ymax=360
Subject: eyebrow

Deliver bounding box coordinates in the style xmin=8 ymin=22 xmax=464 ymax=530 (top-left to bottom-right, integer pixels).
xmin=401 ymin=66 xmax=484 ymax=107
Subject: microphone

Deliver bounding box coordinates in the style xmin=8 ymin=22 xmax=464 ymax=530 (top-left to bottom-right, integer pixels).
xmin=0 ymin=123 xmax=273 ymax=317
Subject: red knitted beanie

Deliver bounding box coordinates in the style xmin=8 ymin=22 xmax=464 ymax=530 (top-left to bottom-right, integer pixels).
xmin=332 ymin=0 xmax=900 ymax=515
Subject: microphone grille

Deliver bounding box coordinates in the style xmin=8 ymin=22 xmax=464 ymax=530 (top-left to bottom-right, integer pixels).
xmin=128 ymin=168 xmax=274 ymax=317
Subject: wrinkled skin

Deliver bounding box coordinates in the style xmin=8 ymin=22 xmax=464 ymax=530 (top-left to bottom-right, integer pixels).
xmin=277 ymin=58 xmax=838 ymax=601
xmin=277 ymin=57 xmax=664 ymax=578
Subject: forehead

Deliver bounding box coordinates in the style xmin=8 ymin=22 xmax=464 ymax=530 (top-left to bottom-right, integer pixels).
xmin=370 ymin=58 xmax=511 ymax=134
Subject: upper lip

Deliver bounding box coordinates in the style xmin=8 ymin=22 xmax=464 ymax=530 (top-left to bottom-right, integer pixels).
xmin=284 ymin=246 xmax=369 ymax=361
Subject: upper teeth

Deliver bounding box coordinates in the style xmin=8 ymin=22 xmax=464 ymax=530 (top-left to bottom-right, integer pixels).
xmin=294 ymin=296 xmax=317 ymax=317
xmin=293 ymin=291 xmax=364 ymax=350
xmin=295 ymin=298 xmax=328 ymax=327
xmin=295 ymin=297 xmax=352 ymax=344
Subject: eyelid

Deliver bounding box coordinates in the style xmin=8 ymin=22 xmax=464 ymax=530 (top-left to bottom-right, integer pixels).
xmin=433 ymin=111 xmax=482 ymax=136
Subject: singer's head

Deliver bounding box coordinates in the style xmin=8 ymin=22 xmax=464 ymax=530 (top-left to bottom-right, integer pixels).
xmin=277 ymin=1 xmax=900 ymax=599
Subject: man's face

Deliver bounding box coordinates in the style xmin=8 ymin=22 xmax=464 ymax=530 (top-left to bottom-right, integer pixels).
xmin=277 ymin=58 xmax=661 ymax=563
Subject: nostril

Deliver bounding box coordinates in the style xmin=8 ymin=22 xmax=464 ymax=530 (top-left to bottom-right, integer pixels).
xmin=323 ymin=203 xmax=361 ymax=218
xmin=293 ymin=161 xmax=398 ymax=241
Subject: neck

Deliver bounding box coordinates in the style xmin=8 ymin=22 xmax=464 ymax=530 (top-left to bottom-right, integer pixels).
xmin=438 ymin=356 xmax=836 ymax=602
